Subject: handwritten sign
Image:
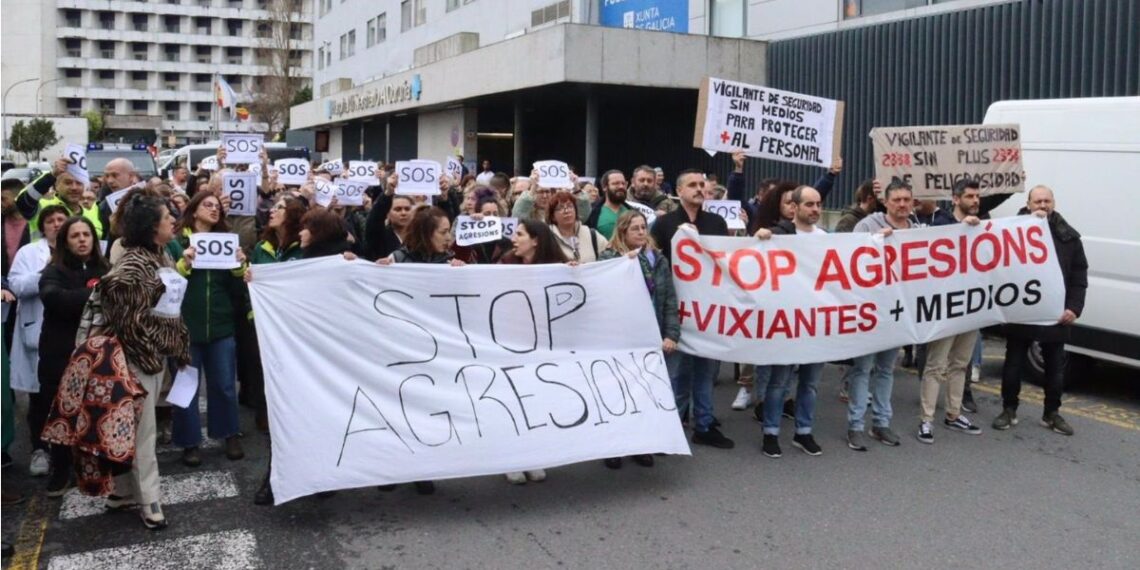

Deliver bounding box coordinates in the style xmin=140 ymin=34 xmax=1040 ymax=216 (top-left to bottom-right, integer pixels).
xmin=222 ymin=172 xmax=258 ymax=216
xmin=64 ymin=143 xmax=89 ymax=186
xmin=247 ymin=257 xmax=690 ymax=503
xmin=395 ymin=160 xmax=441 ymax=196
xmin=189 ymin=232 xmax=241 ymax=270
xmin=702 ymin=200 xmax=744 ymax=230
xmin=694 ymin=77 xmax=844 ymax=168
xmin=445 ymin=156 xmax=463 ymax=185
xmin=276 ymin=158 xmax=309 ymax=185
xmin=221 ymin=133 xmax=263 ymax=165
xmin=199 ymin=155 xmax=219 ymax=171
xmin=348 ymin=161 xmax=379 ymax=185
xmin=500 ymin=216 xmax=519 ymax=239
xmin=313 ymin=179 xmax=335 ymax=207
xmin=335 ymin=179 xmax=368 ymax=206
xmin=455 ymin=215 xmax=503 ymax=246
xmin=869 ymin=124 xmax=1025 ymax=199
xmin=534 ymin=160 xmax=574 ymax=189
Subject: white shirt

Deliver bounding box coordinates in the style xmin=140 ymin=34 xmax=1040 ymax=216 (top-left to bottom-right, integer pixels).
xmin=475 ymin=170 xmax=494 ymax=185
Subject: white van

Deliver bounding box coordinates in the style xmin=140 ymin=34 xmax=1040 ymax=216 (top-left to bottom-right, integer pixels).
xmin=158 ymin=141 xmax=310 ymax=176
xmin=984 ymin=97 xmax=1140 ymax=380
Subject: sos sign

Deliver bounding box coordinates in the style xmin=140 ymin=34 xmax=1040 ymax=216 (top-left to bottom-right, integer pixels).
xmin=534 ymin=160 xmax=573 ymax=189
xmin=335 ymin=180 xmax=367 ymax=206
xmin=64 ymin=143 xmax=90 ymax=185
xmin=395 ymin=160 xmax=442 ymax=195
xmin=275 ymin=158 xmax=309 ymax=185
xmin=348 ymin=161 xmax=379 ymax=184
xmin=222 ymin=172 xmax=258 ymax=216
xmin=702 ymin=199 xmax=745 ymax=230
xmin=188 ymin=232 xmax=241 ymax=270
xmin=221 ymin=133 xmax=263 ymax=164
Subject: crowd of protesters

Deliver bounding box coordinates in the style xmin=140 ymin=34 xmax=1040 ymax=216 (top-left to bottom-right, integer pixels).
xmin=0 ymin=145 xmax=1087 ymax=534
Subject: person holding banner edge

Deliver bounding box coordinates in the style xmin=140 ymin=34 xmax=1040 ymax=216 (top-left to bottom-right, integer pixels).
xmin=650 ymin=169 xmax=734 ymax=449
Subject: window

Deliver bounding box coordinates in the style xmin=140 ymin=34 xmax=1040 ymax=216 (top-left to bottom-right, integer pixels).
xmin=530 ymin=1 xmax=570 ymax=27
xmin=98 ymin=12 xmax=115 ymax=30
xmin=163 ymin=72 xmax=180 ymax=89
xmin=164 ymin=15 xmax=180 ymax=33
xmin=195 ymin=73 xmax=212 ymax=88
xmin=131 ymin=100 xmax=149 ymax=113
xmin=226 ymin=47 xmax=243 ymax=65
xmin=710 ymin=0 xmax=745 ymax=38
xmin=132 ymin=42 xmax=149 ymax=60
xmin=99 ymin=41 xmax=115 ymax=59
xmin=196 ymin=45 xmax=212 ymax=63
xmin=131 ymin=71 xmax=148 ymax=89
xmin=64 ymin=69 xmax=82 ymax=87
xmin=99 ymin=100 xmax=116 ymax=114
xmin=317 ymin=46 xmax=325 ymax=70
xmin=132 ymin=14 xmax=148 ymax=32
xmin=227 ymin=20 xmax=242 ymax=36
xmin=195 ymin=102 xmax=211 ymax=121
xmin=97 ymin=70 xmax=114 ymax=87
xmin=326 ymin=49 xmax=331 ymax=68
xmin=377 ymin=13 xmax=387 ymax=43
xmin=65 ymin=99 xmax=82 ymax=115
xmin=367 ymin=18 xmax=376 ymax=47
xmin=415 ymin=0 xmax=426 ymax=26
xmin=64 ymin=38 xmax=82 ymax=57
xmin=842 ymin=0 xmax=927 ymax=19
xmin=63 ymin=10 xmax=81 ymax=27
xmin=401 ymin=0 xmax=412 ymax=31
xmin=195 ymin=17 xmax=211 ymax=34
xmin=347 ymin=30 xmax=356 ymax=57
xmin=339 ymin=33 xmax=347 ymax=60
xmin=164 ymin=44 xmax=180 ymax=62
xmin=446 ymin=0 xmax=459 ymax=12
xmin=164 ymin=101 xmax=180 ymax=121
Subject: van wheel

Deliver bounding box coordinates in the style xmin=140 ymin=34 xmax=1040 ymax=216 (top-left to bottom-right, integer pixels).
xmin=1025 ymin=342 xmax=1091 ymax=389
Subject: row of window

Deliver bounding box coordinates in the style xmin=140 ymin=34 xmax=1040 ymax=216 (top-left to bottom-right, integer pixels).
xmin=59 ymin=39 xmax=302 ymax=65
xmin=316 ymin=0 xmax=480 ymax=70
xmin=61 ymin=10 xmax=305 ymax=39
xmin=62 ymin=97 xmax=235 ymax=122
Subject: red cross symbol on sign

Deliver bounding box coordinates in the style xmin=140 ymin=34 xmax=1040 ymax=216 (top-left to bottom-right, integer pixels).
xmin=720 ymin=131 xmax=731 ymax=144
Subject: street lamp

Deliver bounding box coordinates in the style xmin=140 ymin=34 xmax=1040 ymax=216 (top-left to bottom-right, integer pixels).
xmin=3 ymin=77 xmax=40 ymax=157
xmin=36 ymin=78 xmax=63 ymax=115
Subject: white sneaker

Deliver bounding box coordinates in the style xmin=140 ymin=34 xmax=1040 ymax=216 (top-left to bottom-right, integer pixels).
xmin=971 ymin=365 xmax=982 ymax=383
xmin=504 ymin=472 xmax=527 ymax=485
xmin=524 ymin=469 xmax=546 ymax=482
xmin=29 ymin=449 xmax=50 ymax=477
xmin=731 ymin=387 xmax=752 ymax=410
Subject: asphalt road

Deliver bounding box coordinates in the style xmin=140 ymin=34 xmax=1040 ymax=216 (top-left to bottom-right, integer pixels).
xmin=4 ymin=338 xmax=1139 ymax=569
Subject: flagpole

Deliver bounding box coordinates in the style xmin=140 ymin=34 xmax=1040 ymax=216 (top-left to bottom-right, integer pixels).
xmin=212 ymin=72 xmax=220 ymax=140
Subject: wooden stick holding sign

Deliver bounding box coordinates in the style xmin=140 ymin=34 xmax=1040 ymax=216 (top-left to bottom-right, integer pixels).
xmin=534 ymin=160 xmax=574 ymax=189
xmin=395 ymin=160 xmax=442 ymax=196
xmin=221 ymin=133 xmax=263 ymax=165
xmin=694 ymin=76 xmax=844 ymax=169
xmin=455 ymin=215 xmax=504 ymax=246
xmin=64 ymin=143 xmax=90 ymax=186
xmin=222 ymin=172 xmax=258 ymax=216
xmin=869 ymin=124 xmax=1025 ymax=199
xmin=188 ymin=233 xmax=241 ymax=270
xmin=335 ymin=179 xmax=368 ymax=206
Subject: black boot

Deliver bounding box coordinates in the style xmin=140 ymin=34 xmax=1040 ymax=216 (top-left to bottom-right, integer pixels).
xmin=254 ymin=468 xmax=273 ymax=506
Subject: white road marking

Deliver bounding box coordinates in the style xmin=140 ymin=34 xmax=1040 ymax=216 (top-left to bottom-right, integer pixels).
xmin=47 ymin=529 xmax=260 ymax=570
xmin=58 ymin=471 xmax=240 ymax=520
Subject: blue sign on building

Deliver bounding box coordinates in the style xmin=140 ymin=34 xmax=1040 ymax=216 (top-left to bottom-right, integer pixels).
xmin=599 ymin=0 xmax=689 ymax=34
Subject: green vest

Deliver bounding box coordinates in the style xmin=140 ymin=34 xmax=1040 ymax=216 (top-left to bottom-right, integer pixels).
xmin=28 ymin=196 xmax=104 ymax=240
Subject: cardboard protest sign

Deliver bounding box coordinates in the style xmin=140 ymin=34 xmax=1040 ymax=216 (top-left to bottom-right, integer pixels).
xmin=694 ymin=77 xmax=844 ymax=168
xmin=335 ymin=179 xmax=368 ymax=206
xmin=222 ymin=172 xmax=258 ymax=216
xmin=395 ymin=160 xmax=442 ymax=196
xmin=189 ymin=232 xmax=241 ymax=270
xmin=445 ymin=156 xmax=463 ymax=184
xmin=276 ymin=158 xmax=309 ymax=185
xmin=248 ymin=257 xmax=690 ymax=504
xmin=671 ymin=217 xmax=1064 ymax=364
xmin=500 ymin=216 xmax=520 ymax=239
xmin=348 ymin=161 xmax=380 ymax=185
xmin=455 ymin=215 xmax=503 ymax=246
xmin=199 ymin=155 xmax=219 ymax=171
xmin=870 ymin=124 xmax=1025 ymax=198
xmin=221 ymin=133 xmax=263 ymax=165
xmin=702 ymin=200 xmax=745 ymax=230
xmin=313 ymin=179 xmax=335 ymax=207
xmin=534 ymin=160 xmax=574 ymax=189
xmin=63 ymin=143 xmax=89 ymax=186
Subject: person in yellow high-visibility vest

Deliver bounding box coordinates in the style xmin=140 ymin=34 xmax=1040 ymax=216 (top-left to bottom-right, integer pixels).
xmin=15 ymin=157 xmax=104 ymax=240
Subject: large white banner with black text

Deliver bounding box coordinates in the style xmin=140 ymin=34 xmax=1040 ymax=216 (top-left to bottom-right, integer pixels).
xmin=671 ymin=217 xmax=1065 ymax=364
xmin=249 ymin=257 xmax=690 ymax=504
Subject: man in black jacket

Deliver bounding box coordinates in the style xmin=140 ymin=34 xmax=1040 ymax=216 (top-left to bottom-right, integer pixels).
xmin=994 ymin=185 xmax=1088 ymax=435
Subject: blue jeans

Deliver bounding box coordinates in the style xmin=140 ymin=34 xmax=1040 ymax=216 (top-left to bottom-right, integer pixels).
xmin=754 ymin=365 xmax=772 ymax=399
xmin=763 ymin=363 xmax=824 ymax=435
xmin=972 ymin=332 xmax=983 ymax=367
xmin=846 ymin=348 xmax=898 ymax=431
xmin=667 ymin=351 xmax=718 ymax=432
xmin=173 ymin=336 xmax=241 ymax=448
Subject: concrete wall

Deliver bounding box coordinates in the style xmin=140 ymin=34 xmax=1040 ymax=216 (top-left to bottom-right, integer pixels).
xmin=1 ymin=0 xmax=58 ymax=115
xmin=416 ymin=107 xmax=468 ymax=164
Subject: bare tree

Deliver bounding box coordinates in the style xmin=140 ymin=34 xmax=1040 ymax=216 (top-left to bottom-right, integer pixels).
xmin=248 ymin=0 xmax=309 ymax=139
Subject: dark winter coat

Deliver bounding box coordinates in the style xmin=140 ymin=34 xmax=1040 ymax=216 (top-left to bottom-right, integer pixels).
xmin=38 ymin=260 xmax=108 ymax=390
xmin=833 ymin=205 xmax=869 ymax=233
xmin=1003 ymin=210 xmax=1088 ymax=343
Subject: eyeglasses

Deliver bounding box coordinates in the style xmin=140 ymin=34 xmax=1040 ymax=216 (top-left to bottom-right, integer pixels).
xmin=201 ymin=202 xmax=220 ymax=211
xmin=555 ymin=204 xmax=576 ymax=212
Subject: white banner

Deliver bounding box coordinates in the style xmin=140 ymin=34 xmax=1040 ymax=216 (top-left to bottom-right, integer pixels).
xmin=670 ymin=217 xmax=1065 ymax=364
xmin=248 ymin=257 xmax=689 ymax=504
xmin=396 ymin=160 xmax=442 ymax=196
xmin=870 ymin=124 xmax=1025 ymax=199
xmin=695 ymin=77 xmax=844 ymax=168
xmin=534 ymin=160 xmax=573 ymax=189
xmin=64 ymin=143 xmax=89 ymax=186
xmin=276 ymin=158 xmax=310 ymax=185
xmin=702 ymin=200 xmax=745 ymax=230
xmin=189 ymin=232 xmax=241 ymax=270
xmin=455 ymin=215 xmax=503 ymax=246
xmin=335 ymin=179 xmax=368 ymax=206
xmin=347 ymin=160 xmax=380 ymax=185
xmin=221 ymin=133 xmax=263 ymax=165
xmin=222 ymin=172 xmax=258 ymax=216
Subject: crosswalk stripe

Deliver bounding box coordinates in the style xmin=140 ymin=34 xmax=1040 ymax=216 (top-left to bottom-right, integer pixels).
xmin=46 ymin=529 xmax=260 ymax=570
xmin=58 ymin=471 xmax=240 ymax=521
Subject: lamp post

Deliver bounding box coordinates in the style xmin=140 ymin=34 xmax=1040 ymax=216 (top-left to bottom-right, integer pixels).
xmin=2 ymin=77 xmax=40 ymax=157
xmin=36 ymin=78 xmax=63 ymax=115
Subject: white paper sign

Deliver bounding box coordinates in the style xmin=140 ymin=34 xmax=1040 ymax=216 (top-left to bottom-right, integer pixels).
xmin=166 ymin=366 xmax=200 ymax=408
xmin=625 ymin=201 xmax=658 ymax=227
xmin=221 ymin=133 xmax=263 ymax=165
xmin=189 ymin=232 xmax=241 ymax=270
xmin=395 ymin=160 xmax=442 ymax=196
xmin=500 ymin=216 xmax=520 ymax=239
xmin=445 ymin=156 xmax=463 ymax=184
xmin=319 ymin=158 xmax=343 ymax=175
xmin=455 ymin=215 xmax=503 ymax=246
xmin=64 ymin=143 xmax=90 ymax=186
xmin=696 ymin=77 xmax=844 ymax=168
xmin=578 ymin=177 xmax=595 ymax=186
xmin=276 ymin=158 xmax=309 ymax=185
xmin=670 ymin=217 xmax=1065 ymax=365
xmin=222 ymin=172 xmax=258 ymax=216
xmin=247 ymin=162 xmax=263 ymax=185
xmin=534 ymin=160 xmax=574 ymax=189
xmin=335 ymin=179 xmax=368 ymax=206
xmin=313 ymin=179 xmax=335 ymax=207
xmin=199 ymin=155 xmax=219 ymax=171
xmin=703 ymin=199 xmax=745 ymax=230
xmin=248 ymin=257 xmax=690 ymax=504
xmin=347 ymin=161 xmax=379 ymax=186
xmin=105 ymin=188 xmax=130 ymax=213
xmin=152 ymin=267 xmax=188 ymax=318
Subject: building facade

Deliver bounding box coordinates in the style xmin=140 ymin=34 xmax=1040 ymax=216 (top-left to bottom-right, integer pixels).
xmin=1 ymin=0 xmax=313 ymax=147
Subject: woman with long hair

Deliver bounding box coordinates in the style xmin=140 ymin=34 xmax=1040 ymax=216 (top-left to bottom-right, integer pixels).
xmin=547 ymin=192 xmax=607 ymax=263
xmin=384 ymin=206 xmax=462 ymax=266
xmin=300 ymin=208 xmax=354 ymax=259
xmin=452 ymin=192 xmax=512 ymax=264
xmin=499 ymin=219 xmax=568 ymax=265
xmin=597 ymin=210 xmax=678 ymax=470
xmin=172 ymin=191 xmax=248 ymax=468
xmin=37 ymin=217 xmax=110 ymax=496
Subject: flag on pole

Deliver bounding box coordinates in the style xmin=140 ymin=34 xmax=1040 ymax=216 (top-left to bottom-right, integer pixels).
xmin=215 ymin=75 xmax=238 ymax=120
